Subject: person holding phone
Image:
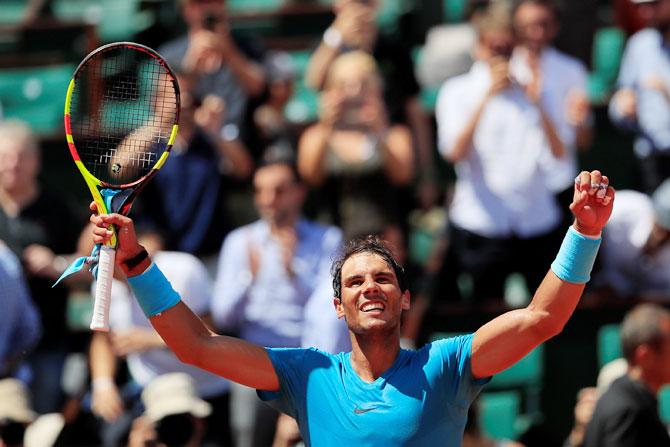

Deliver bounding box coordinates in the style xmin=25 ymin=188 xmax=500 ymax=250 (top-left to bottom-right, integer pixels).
xmin=297 ymin=51 xmax=415 ymax=241
xmin=435 ymin=4 xmax=566 ymax=304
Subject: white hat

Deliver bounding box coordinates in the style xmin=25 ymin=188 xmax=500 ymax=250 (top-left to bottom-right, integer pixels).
xmin=0 ymin=379 xmax=36 ymax=423
xmin=141 ymin=373 xmax=211 ymax=422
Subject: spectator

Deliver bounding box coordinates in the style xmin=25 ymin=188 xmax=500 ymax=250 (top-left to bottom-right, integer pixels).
xmin=0 ymin=379 xmax=36 ymax=447
xmin=137 ymin=72 xmax=253 ymax=262
xmin=609 ymin=0 xmax=670 ymax=193
xmin=0 ymin=119 xmax=82 ymax=413
xmin=435 ymin=6 xmax=563 ymax=303
xmin=298 ymin=51 xmax=414 ymax=240
xmin=583 ymin=303 xmax=670 ymax=446
xmin=0 ymin=241 xmax=41 ymax=381
xmin=88 ymin=229 xmax=231 ymax=447
xmin=595 ymin=179 xmax=670 ymax=300
xmin=211 ymin=159 xmax=347 ymax=446
xmin=305 ymin=0 xmax=436 ymax=208
xmin=563 ymin=387 xmax=598 ymax=447
xmin=159 ymin=0 xmax=266 ymax=135
xmin=127 ymin=373 xmax=210 ymax=447
xmin=510 ymin=0 xmax=592 ymax=215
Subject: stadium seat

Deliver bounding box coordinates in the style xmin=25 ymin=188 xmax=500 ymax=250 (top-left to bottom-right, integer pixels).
xmin=479 ymin=391 xmax=521 ymax=440
xmin=597 ymin=324 xmax=622 ymax=368
xmin=52 ymin=0 xmax=154 ymax=42
xmin=443 ymin=0 xmax=468 ymax=23
xmin=284 ymin=50 xmax=319 ymax=125
xmin=0 ymin=1 xmax=27 ymax=26
xmin=227 ymin=0 xmax=284 ymax=14
xmin=588 ymin=27 xmax=625 ymax=104
xmin=660 ymin=385 xmax=670 ymax=424
xmin=0 ymin=63 xmax=75 ymax=136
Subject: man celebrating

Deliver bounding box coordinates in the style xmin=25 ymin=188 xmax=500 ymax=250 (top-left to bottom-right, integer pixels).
xmin=89 ymin=170 xmax=614 ymax=446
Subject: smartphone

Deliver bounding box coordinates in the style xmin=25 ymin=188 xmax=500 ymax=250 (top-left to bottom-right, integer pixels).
xmin=335 ymin=97 xmax=366 ymax=130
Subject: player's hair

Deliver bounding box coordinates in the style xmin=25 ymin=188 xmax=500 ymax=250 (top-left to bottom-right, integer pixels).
xmin=620 ymin=303 xmax=670 ymax=364
xmin=331 ymin=235 xmax=407 ymax=300
xmin=0 ymin=119 xmax=38 ymax=154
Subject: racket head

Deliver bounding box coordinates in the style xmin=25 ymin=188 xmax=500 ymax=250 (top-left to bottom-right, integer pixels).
xmin=64 ymin=42 xmax=180 ymax=212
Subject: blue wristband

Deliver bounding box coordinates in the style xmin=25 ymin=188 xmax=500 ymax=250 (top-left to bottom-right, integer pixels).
xmin=127 ymin=263 xmax=181 ymax=317
xmin=550 ymin=227 xmax=602 ymax=284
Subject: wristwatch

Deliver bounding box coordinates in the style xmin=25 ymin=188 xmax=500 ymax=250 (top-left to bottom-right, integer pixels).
xmin=323 ymin=27 xmax=343 ymax=50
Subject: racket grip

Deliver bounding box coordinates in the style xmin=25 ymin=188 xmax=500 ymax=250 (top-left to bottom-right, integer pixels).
xmin=90 ymin=245 xmax=116 ymax=332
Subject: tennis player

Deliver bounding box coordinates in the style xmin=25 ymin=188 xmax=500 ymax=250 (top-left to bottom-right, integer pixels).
xmin=90 ymin=169 xmax=614 ymax=446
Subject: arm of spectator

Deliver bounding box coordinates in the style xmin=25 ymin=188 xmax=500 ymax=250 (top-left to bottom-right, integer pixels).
xmin=195 ymin=94 xmax=254 ymax=179
xmin=220 ymin=32 xmax=266 ymax=97
xmin=210 ymin=230 xmax=253 ymax=331
xmin=566 ymin=89 xmax=594 ymax=151
xmin=110 ymin=327 xmax=165 ymax=357
xmin=608 ymin=88 xmax=639 ymax=130
xmin=525 ymin=67 xmax=566 ymax=159
xmin=89 ymin=332 xmax=124 ymax=422
xmin=381 ymin=126 xmax=415 ymax=185
xmin=298 ymin=124 xmax=334 ymax=187
xmin=471 ymin=171 xmax=614 ymax=379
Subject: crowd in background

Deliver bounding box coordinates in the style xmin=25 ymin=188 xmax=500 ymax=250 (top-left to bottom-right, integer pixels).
xmin=2 ymin=0 xmax=670 ymax=445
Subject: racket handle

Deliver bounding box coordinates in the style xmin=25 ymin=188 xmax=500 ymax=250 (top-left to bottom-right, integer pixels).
xmin=90 ymin=245 xmax=116 ymax=332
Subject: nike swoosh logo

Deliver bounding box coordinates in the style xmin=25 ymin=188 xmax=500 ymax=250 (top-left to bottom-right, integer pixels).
xmin=354 ymin=407 xmax=377 ymax=414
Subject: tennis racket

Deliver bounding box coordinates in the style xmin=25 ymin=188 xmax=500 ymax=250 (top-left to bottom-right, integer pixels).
xmin=64 ymin=42 xmax=180 ymax=331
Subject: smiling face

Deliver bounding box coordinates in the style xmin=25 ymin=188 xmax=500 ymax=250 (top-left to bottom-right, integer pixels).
xmin=335 ymin=252 xmax=410 ymax=335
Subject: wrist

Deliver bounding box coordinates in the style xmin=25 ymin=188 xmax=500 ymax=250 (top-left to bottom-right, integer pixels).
xmin=121 ymin=247 xmax=151 ymax=277
xmin=92 ymin=377 xmax=115 ymax=391
xmin=573 ymin=221 xmax=602 ymax=238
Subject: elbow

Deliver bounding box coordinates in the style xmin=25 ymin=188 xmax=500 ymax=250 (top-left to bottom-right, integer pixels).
xmin=533 ymin=311 xmax=565 ymax=342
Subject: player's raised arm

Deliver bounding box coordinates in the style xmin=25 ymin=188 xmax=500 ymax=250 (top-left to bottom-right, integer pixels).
xmin=471 ymin=170 xmax=615 ymax=379
xmin=89 ymin=206 xmax=280 ymax=391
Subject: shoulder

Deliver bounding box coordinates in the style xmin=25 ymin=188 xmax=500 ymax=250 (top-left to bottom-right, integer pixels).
xmin=158 ymin=35 xmax=189 ymax=60
xmin=626 ymin=29 xmax=660 ymax=52
xmin=546 ymin=48 xmax=588 ymax=76
xmin=224 ymin=221 xmax=263 ymax=245
xmin=0 ymin=242 xmax=21 ymax=277
xmin=437 ymin=71 xmax=474 ymax=104
xmin=302 ymin=220 xmax=342 ymax=245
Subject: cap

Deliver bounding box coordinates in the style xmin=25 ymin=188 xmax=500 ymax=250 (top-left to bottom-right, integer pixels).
xmin=652 ymin=178 xmax=670 ymax=230
xmin=141 ymin=373 xmax=211 ymax=422
xmin=0 ymin=379 xmax=36 ymax=423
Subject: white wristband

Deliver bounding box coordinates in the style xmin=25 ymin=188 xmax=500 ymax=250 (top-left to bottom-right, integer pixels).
xmin=323 ymin=27 xmax=343 ymax=50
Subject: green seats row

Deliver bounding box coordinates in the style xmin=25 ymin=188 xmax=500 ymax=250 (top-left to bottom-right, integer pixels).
xmin=588 ymin=27 xmax=626 ymax=104
xmin=284 ymin=50 xmax=319 ymax=125
xmin=0 ymin=63 xmax=75 ymax=136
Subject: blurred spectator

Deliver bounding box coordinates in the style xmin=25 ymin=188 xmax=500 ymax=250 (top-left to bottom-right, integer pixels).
xmin=510 ymin=0 xmax=592 ymax=216
xmin=596 ymin=358 xmax=628 ymax=395
xmin=211 ymin=159 xmax=347 ymax=447
xmin=137 ymin=72 xmax=253 ymax=262
xmin=0 ymin=379 xmax=36 ymax=447
xmin=298 ymin=51 xmax=414 ymax=240
xmin=88 ymin=229 xmax=231 ymax=447
xmin=583 ymin=303 xmax=670 ymax=446
xmin=0 ymin=241 xmax=41 ymax=380
xmin=305 ymin=0 xmax=436 ymax=208
xmin=563 ymin=387 xmax=598 ymax=447
xmin=609 ymin=0 xmax=670 ymax=193
xmin=250 ymin=52 xmax=298 ymax=162
xmin=127 ymin=373 xmax=210 ymax=447
xmin=595 ymin=180 xmax=670 ymax=301
xmin=435 ymin=6 xmax=562 ymax=303
xmin=0 ymin=119 xmax=82 ymax=413
xmin=160 ymin=0 xmax=266 ymax=135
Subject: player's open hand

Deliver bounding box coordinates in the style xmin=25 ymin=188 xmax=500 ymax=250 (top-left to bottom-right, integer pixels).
xmin=89 ymin=202 xmax=146 ymax=273
xmin=571 ymin=170 xmax=615 ymax=236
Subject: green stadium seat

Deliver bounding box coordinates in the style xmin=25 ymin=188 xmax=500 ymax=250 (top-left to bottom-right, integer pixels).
xmin=0 ymin=63 xmax=75 ymax=136
xmin=479 ymin=391 xmax=521 ymax=440
xmin=0 ymin=1 xmax=27 ymax=26
xmin=660 ymin=385 xmax=670 ymax=424
xmin=285 ymin=50 xmax=319 ymax=124
xmin=444 ymin=0 xmax=468 ymax=23
xmin=588 ymin=27 xmax=625 ymax=104
xmin=597 ymin=324 xmax=622 ymax=368
xmin=227 ymin=0 xmax=284 ymax=14
xmin=52 ymin=0 xmax=154 ymax=42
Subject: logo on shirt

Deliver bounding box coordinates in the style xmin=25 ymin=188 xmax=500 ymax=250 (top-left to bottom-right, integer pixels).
xmin=354 ymin=406 xmax=377 ymax=414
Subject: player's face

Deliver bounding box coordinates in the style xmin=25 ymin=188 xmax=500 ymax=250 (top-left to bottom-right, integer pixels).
xmin=513 ymin=2 xmax=557 ymax=52
xmin=336 ymin=252 xmax=410 ymax=335
xmin=0 ymin=140 xmax=39 ymax=193
xmin=253 ymin=164 xmax=304 ymax=226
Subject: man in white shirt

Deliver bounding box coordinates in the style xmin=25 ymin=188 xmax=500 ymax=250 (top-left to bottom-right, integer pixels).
xmin=436 ymin=5 xmax=563 ymax=302
xmin=89 ymin=230 xmax=231 ymax=446
xmin=510 ymin=0 xmax=592 ymax=211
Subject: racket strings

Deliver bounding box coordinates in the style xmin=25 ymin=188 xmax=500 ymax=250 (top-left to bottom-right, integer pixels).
xmin=70 ymin=46 xmax=177 ymax=186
